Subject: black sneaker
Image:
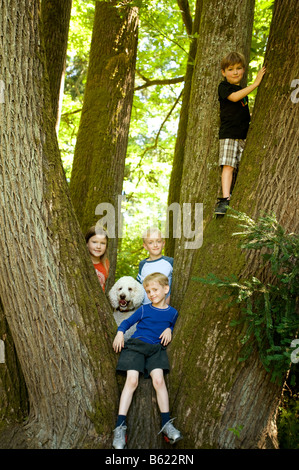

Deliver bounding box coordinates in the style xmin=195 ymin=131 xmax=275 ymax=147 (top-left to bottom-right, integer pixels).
xmin=214 ymin=197 xmax=230 ymax=215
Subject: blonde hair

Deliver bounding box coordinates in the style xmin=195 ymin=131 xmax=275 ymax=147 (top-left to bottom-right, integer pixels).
xmin=143 ymin=272 xmax=169 ymax=288
xmin=142 ymin=226 xmax=164 ymax=242
xmin=221 ymin=51 xmax=246 ymax=70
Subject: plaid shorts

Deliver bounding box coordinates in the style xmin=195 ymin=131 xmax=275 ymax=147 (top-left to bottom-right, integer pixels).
xmin=116 ymin=338 xmax=170 ymax=378
xmin=219 ymin=138 xmax=245 ymax=168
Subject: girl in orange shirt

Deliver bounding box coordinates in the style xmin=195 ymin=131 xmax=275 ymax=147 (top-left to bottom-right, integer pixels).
xmin=85 ymin=226 xmax=109 ymax=291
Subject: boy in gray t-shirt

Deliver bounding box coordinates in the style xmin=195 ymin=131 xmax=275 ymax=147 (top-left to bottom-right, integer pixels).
xmin=137 ymin=227 xmax=173 ymax=305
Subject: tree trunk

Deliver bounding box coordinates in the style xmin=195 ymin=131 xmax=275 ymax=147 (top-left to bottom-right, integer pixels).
xmin=170 ymin=0 xmax=255 ymax=309
xmin=165 ymin=0 xmax=202 ymax=258
xmin=41 ymin=0 xmax=72 ymax=131
xmin=0 ymin=0 xmax=118 ymax=448
xmin=168 ymin=0 xmax=298 ymax=448
xmin=69 ymin=0 xmax=138 ymax=290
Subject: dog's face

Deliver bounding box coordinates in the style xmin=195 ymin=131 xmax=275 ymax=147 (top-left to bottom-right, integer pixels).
xmin=109 ymin=276 xmax=144 ymax=312
xmin=117 ymin=284 xmax=135 ymax=311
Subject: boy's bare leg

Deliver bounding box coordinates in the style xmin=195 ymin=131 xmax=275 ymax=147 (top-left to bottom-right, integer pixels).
xmin=221 ymin=165 xmax=234 ymax=199
xmin=150 ymin=368 xmax=169 ymax=412
xmin=118 ymin=370 xmax=139 ymax=415
xmin=151 ymin=368 xmax=182 ymax=443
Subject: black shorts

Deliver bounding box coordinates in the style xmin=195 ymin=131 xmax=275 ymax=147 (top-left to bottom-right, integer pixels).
xmin=116 ymin=338 xmax=170 ymax=378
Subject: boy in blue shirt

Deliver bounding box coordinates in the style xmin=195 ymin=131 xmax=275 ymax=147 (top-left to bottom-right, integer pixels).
xmin=215 ymin=51 xmax=266 ymax=215
xmin=112 ymin=272 xmax=182 ymax=449
xmin=137 ymin=227 xmax=173 ymax=305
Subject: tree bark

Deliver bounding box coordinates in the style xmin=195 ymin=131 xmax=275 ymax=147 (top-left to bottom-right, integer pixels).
xmin=41 ymin=0 xmax=72 ymax=131
xmin=0 ymin=0 xmax=118 ymax=448
xmin=170 ymin=0 xmax=255 ymax=309
xmin=69 ymin=0 xmax=138 ymax=290
xmin=168 ymin=0 xmax=298 ymax=448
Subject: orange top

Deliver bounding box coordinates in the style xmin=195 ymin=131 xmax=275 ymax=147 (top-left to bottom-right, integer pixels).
xmin=94 ymin=259 xmax=109 ymax=291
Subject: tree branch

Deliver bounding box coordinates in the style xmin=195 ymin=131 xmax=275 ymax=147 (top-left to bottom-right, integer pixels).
xmin=132 ymin=89 xmax=184 ymax=185
xmin=134 ymin=74 xmax=184 ymax=91
xmin=61 ymin=107 xmax=82 ymax=118
xmin=177 ymin=0 xmax=193 ymax=36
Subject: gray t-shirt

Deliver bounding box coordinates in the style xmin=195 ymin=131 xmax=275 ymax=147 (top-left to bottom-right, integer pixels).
xmin=137 ymin=256 xmax=173 ymax=304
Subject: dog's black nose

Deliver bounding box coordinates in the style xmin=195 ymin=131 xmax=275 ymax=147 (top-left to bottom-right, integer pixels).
xmin=120 ymin=294 xmax=126 ymax=300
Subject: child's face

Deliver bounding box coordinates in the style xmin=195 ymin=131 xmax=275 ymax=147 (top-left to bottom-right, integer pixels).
xmin=143 ymin=232 xmax=165 ymax=259
xmin=221 ymin=62 xmax=245 ymax=85
xmin=144 ymin=280 xmax=169 ymax=306
xmin=87 ymin=234 xmax=107 ymax=261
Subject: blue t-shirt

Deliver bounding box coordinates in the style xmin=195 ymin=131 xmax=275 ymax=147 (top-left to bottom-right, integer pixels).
xmin=117 ymin=303 xmax=178 ymax=344
xmin=137 ymin=256 xmax=174 ymax=304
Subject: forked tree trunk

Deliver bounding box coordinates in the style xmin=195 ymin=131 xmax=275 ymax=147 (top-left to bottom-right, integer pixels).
xmin=170 ymin=0 xmax=255 ymax=309
xmin=168 ymin=0 xmax=298 ymax=448
xmin=69 ymin=0 xmax=138 ymax=290
xmin=0 ymin=0 xmax=118 ymax=448
xmin=0 ymin=0 xmax=297 ymax=450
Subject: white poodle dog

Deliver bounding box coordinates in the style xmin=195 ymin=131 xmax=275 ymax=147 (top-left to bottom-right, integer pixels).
xmin=108 ymin=276 xmax=144 ymax=312
xmin=108 ymin=276 xmax=145 ymax=339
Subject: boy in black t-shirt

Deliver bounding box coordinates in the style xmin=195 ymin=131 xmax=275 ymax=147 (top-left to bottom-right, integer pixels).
xmin=215 ymin=52 xmax=266 ymax=215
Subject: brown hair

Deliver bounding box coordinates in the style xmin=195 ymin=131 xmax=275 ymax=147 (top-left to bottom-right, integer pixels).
xmin=85 ymin=225 xmax=109 ymax=268
xmin=221 ymin=51 xmax=246 ymax=70
xmin=143 ymin=272 xmax=169 ymax=288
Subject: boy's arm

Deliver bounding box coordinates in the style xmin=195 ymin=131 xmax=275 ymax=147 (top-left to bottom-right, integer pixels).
xmin=159 ymin=309 xmax=178 ymax=345
xmin=117 ymin=306 xmax=142 ymax=334
xmin=159 ymin=328 xmax=172 ymax=346
xmin=227 ymin=66 xmax=266 ymax=102
xmin=113 ymin=331 xmax=124 ymax=352
xmin=113 ymin=306 xmax=143 ymax=351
